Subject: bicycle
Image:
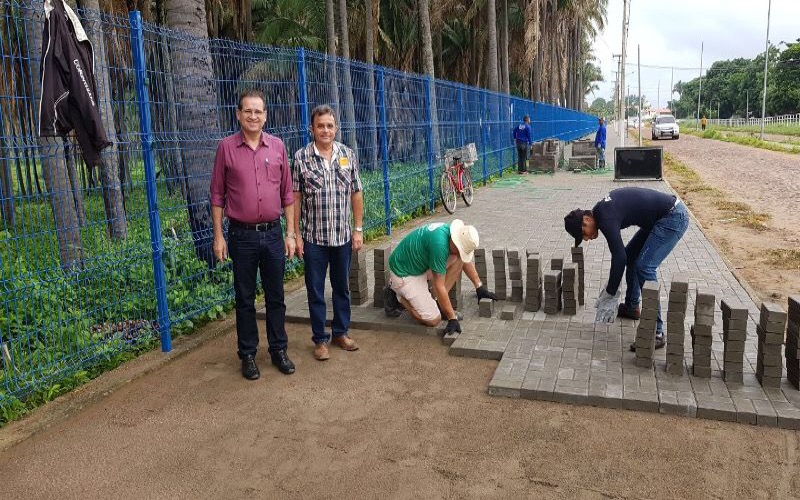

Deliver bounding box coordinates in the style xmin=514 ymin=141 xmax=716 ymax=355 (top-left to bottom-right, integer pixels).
xmin=439 ymin=154 xmax=474 ymax=214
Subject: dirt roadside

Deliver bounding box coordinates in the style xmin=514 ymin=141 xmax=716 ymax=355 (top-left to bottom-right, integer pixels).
xmin=1 ymin=325 xmax=798 ymax=500
xmin=658 ymin=133 xmax=800 ymax=303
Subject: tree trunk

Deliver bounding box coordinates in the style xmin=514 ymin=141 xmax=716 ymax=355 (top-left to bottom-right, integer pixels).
xmin=78 ymin=0 xmax=127 ymax=239
xmin=534 ymin=0 xmax=545 ymax=102
xmin=549 ymin=1 xmax=557 ymax=104
xmin=418 ymin=0 xmax=440 ymax=152
xmin=325 ymin=0 xmax=341 ymax=141
xmin=165 ymin=0 xmax=218 ymax=266
xmin=486 ymin=0 xmax=499 ymax=92
xmin=500 ymin=0 xmax=509 ymax=95
xmin=28 ymin=0 xmax=84 ymax=271
xmin=64 ymin=139 xmax=86 ymax=227
xmin=364 ymin=0 xmax=378 ymax=172
xmin=337 ymin=0 xmax=358 ymax=151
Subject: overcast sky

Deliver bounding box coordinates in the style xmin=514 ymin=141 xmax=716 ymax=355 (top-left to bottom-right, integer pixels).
xmin=592 ymin=0 xmax=800 ymax=110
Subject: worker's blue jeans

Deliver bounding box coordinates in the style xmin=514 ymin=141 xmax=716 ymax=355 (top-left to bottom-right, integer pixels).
xmin=623 ymin=202 xmax=689 ymax=334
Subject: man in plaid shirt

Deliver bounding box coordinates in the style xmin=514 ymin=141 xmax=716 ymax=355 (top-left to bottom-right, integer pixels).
xmin=292 ymin=105 xmax=364 ymax=361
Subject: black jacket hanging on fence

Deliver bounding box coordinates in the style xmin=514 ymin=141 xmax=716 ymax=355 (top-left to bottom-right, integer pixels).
xmin=38 ymin=0 xmax=111 ymax=166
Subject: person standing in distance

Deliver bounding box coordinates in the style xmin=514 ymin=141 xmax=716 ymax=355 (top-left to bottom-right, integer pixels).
xmin=512 ymin=115 xmax=533 ymax=175
xmin=594 ymin=117 xmax=607 ymax=168
xmin=210 ymin=89 xmax=296 ymax=380
xmin=292 ymin=105 xmax=364 ymax=361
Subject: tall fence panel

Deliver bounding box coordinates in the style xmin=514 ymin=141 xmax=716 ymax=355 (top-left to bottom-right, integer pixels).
xmin=0 ymin=0 xmax=597 ymax=407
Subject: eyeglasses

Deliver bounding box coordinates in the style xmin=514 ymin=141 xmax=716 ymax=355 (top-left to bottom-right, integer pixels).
xmin=240 ymin=109 xmax=265 ymax=117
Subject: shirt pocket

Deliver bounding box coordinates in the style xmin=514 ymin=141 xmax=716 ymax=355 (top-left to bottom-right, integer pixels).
xmin=335 ymin=166 xmax=352 ymax=192
xmin=302 ymin=168 xmax=324 ymax=193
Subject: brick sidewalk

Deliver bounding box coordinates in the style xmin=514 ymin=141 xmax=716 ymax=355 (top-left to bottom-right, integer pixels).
xmin=283 ymin=167 xmax=800 ymax=429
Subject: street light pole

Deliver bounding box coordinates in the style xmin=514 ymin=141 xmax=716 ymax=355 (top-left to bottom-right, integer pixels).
xmin=618 ymin=0 xmax=629 ymax=150
xmin=760 ymin=0 xmax=772 ymax=139
xmin=696 ymin=41 xmax=704 ymax=130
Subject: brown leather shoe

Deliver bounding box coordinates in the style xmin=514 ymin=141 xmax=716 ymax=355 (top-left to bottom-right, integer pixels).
xmin=332 ymin=335 xmax=359 ymax=351
xmin=313 ymin=342 xmax=330 ymax=361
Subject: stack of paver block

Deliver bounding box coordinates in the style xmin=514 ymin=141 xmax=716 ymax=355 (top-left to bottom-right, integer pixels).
xmin=492 ymin=249 xmax=507 ymax=300
xmin=530 ymin=140 xmax=559 ymax=173
xmin=665 ymin=278 xmax=689 ymax=374
xmin=371 ymin=245 xmax=391 ymax=309
xmin=561 ymin=264 xmax=578 ymax=315
xmin=349 ymin=247 xmax=368 ymax=305
xmin=474 ymin=248 xmax=488 ymax=287
xmin=756 ymin=302 xmax=786 ymax=388
xmin=508 ymin=249 xmax=523 ymax=302
xmin=542 ymin=270 xmax=562 ymax=314
xmin=691 ymin=289 xmax=715 ymax=378
xmin=634 ymin=281 xmax=661 ymax=368
xmin=524 ymin=250 xmax=542 ymax=312
xmin=786 ymin=296 xmax=800 ymax=388
xmin=479 ymin=298 xmax=494 ymax=318
xmin=500 ymin=305 xmax=516 ymax=320
xmin=720 ymin=299 xmax=748 ymax=384
xmin=570 ymin=247 xmax=585 ymax=306
xmin=551 ymin=258 xmax=563 ymax=271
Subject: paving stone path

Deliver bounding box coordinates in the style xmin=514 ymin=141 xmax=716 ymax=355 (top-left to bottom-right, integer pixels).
xmin=283 ymin=168 xmax=800 ymax=430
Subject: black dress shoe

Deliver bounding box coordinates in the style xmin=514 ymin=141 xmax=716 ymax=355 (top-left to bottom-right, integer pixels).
xmin=242 ymin=354 xmax=260 ymax=380
xmin=270 ymin=349 xmax=296 ymax=375
xmin=629 ymin=333 xmax=666 ymax=352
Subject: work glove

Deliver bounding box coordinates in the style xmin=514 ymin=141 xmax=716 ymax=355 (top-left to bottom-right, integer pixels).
xmin=444 ymin=319 xmax=462 ymax=335
xmin=476 ymin=285 xmax=498 ymax=301
xmin=594 ymin=288 xmax=620 ymax=324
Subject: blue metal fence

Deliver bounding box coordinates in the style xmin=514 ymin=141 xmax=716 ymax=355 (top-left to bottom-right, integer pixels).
xmin=0 ymin=0 xmax=596 ymax=407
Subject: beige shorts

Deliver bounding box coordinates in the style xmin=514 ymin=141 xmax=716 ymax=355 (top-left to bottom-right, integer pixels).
xmin=388 ymin=270 xmax=440 ymax=322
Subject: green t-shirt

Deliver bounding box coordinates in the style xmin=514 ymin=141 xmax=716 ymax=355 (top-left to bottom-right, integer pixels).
xmin=389 ymin=222 xmax=451 ymax=277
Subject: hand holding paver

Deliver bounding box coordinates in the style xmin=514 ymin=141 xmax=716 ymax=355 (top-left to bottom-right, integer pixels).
xmin=476 ymin=285 xmax=498 ymax=301
xmin=595 ymin=288 xmax=619 ymax=323
xmin=444 ymin=319 xmax=462 ymax=334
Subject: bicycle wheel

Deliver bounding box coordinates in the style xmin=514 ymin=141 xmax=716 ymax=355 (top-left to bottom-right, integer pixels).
xmin=460 ymin=168 xmax=474 ymax=206
xmin=440 ymin=170 xmax=457 ymax=214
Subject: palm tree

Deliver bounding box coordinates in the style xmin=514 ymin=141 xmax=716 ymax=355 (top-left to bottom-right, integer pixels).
xmin=364 ymin=0 xmax=378 ymax=171
xmin=165 ymin=0 xmax=219 ymax=266
xmin=27 ymin=0 xmax=84 ymax=271
xmin=500 ymin=0 xmax=509 ymax=94
xmin=486 ymin=0 xmax=499 ymax=91
xmin=338 ymin=0 xmax=358 ymax=149
xmin=418 ymin=0 xmax=440 ymax=152
xmin=325 ymin=0 xmax=341 ymax=137
xmin=77 ymin=0 xmax=126 ymax=240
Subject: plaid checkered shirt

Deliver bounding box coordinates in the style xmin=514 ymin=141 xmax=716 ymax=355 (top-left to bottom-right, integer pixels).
xmin=292 ymin=141 xmax=363 ymax=246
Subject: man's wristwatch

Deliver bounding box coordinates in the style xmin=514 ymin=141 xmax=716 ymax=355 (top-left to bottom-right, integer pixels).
xmin=354 ymin=227 xmax=363 ymax=232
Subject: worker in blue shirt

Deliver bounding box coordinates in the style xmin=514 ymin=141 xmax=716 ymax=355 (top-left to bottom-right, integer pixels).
xmin=594 ymin=117 xmax=607 ymax=168
xmin=563 ymin=187 xmax=689 ymax=350
xmin=512 ymin=115 xmax=533 ymax=175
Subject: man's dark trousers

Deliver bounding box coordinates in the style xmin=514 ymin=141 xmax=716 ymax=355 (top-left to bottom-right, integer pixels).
xmin=229 ymin=224 xmax=288 ymax=358
xmin=516 ymin=140 xmax=529 ymax=173
xmin=303 ymin=240 xmax=352 ymax=345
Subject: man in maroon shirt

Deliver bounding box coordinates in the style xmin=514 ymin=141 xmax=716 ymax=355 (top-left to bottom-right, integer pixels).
xmin=210 ymin=89 xmax=297 ymax=381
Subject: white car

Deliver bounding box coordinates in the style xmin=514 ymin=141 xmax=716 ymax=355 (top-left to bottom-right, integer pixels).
xmin=651 ymin=115 xmax=679 ymax=140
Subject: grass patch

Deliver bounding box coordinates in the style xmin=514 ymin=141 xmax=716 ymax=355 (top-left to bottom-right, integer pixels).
xmin=765 ymin=249 xmax=800 ymax=269
xmin=686 ymin=129 xmax=800 ymax=154
xmin=711 ymin=124 xmax=800 ymax=138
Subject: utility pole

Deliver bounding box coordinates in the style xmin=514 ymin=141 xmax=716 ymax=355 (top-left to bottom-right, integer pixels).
xmin=612 ymin=55 xmax=621 ymax=124
xmin=760 ymin=0 xmax=772 ymax=139
xmin=657 ymin=80 xmax=660 ymax=114
xmin=618 ymin=0 xmax=630 ymax=149
xmin=696 ymin=41 xmax=704 ymax=130
xmin=638 ymin=44 xmax=642 ymax=146
xmin=717 ymin=101 xmax=720 ymax=120
xmin=670 ymin=67 xmax=674 ymax=113
xmin=746 ymin=90 xmax=749 ymax=122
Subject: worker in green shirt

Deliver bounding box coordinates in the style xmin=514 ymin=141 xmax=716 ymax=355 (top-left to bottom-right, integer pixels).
xmin=384 ymin=219 xmax=498 ymax=334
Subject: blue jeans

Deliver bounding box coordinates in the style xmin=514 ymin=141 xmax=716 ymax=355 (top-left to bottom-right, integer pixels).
xmin=303 ymin=239 xmax=352 ymax=344
xmin=228 ymin=224 xmax=287 ymax=358
xmin=624 ymin=202 xmax=689 ymax=333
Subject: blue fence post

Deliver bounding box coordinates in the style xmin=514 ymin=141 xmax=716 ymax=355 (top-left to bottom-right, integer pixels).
xmin=376 ymin=68 xmax=391 ymax=235
xmin=480 ymin=91 xmax=488 ymax=184
xmin=458 ymin=86 xmax=466 ymax=147
xmin=130 ymin=11 xmax=171 ymax=352
xmin=297 ymin=48 xmax=312 ymax=144
xmin=424 ymin=77 xmax=435 ymax=211
xmin=495 ymin=94 xmax=502 ymax=177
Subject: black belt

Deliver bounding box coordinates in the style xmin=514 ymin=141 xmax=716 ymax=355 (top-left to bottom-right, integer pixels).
xmin=229 ymin=219 xmax=280 ymax=231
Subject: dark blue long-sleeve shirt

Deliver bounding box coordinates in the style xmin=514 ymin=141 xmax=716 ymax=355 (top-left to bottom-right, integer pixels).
xmin=592 ymin=187 xmax=677 ymax=295
xmin=513 ymin=122 xmax=533 ymax=144
xmin=594 ymin=123 xmax=606 ymax=148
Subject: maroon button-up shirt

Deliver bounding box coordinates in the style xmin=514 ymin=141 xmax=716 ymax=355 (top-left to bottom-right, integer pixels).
xmin=209 ymin=131 xmax=294 ymax=223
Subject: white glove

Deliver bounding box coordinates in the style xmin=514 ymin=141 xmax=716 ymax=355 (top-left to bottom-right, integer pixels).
xmin=595 ymin=288 xmax=620 ymax=324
